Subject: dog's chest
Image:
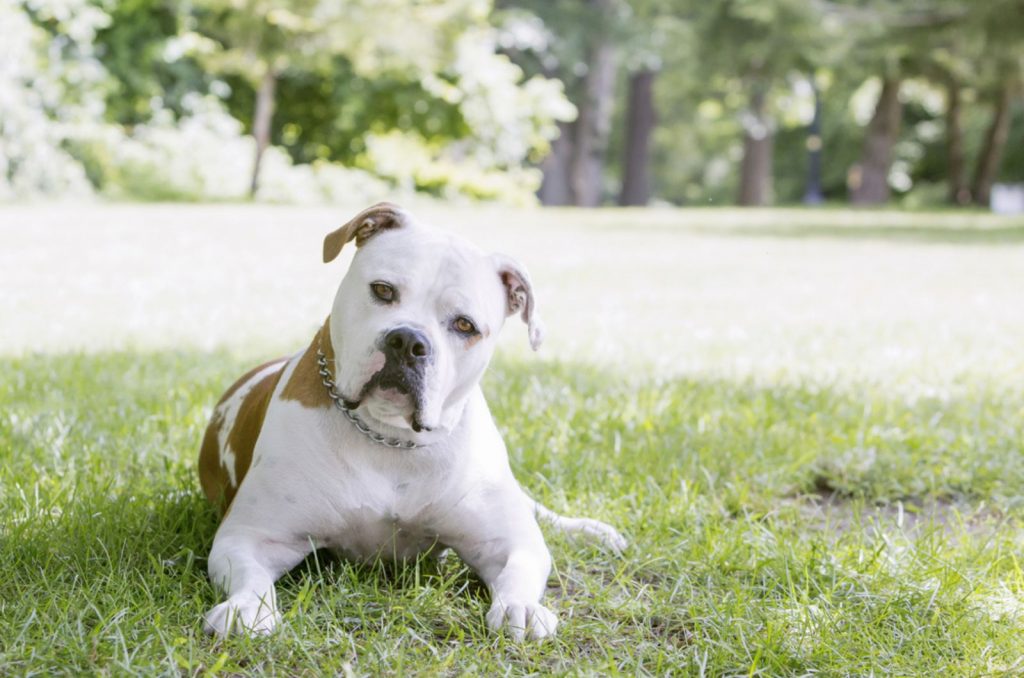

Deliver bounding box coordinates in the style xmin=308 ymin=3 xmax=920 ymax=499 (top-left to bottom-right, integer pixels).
xmin=324 ymin=505 xmax=440 ymax=561
xmin=314 ymin=464 xmax=455 ymax=561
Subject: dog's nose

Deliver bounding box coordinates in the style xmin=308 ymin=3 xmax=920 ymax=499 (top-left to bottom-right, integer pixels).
xmin=383 ymin=327 xmax=431 ymax=364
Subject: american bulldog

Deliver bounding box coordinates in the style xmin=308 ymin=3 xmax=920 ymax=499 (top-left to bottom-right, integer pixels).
xmin=198 ymin=203 xmax=626 ymax=641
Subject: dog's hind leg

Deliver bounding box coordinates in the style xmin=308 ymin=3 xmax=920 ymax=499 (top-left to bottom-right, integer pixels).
xmin=533 ymin=502 xmax=628 ymax=555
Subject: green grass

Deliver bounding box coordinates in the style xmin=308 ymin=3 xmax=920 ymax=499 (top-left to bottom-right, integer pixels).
xmin=2 ymin=205 xmax=1024 ymax=674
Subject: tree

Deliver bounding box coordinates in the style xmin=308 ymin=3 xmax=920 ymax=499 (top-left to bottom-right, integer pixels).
xmin=887 ymin=0 xmax=1024 ymax=206
xmin=94 ymin=0 xmax=205 ymax=126
xmin=497 ymin=0 xmax=626 ymax=206
xmin=537 ymin=121 xmax=574 ymax=205
xmin=192 ymin=0 xmax=550 ymax=197
xmin=921 ymin=23 xmax=980 ymax=205
xmin=965 ymin=0 xmax=1024 ymax=205
xmin=569 ymin=0 xmax=619 ymax=207
xmin=850 ymin=75 xmax=902 ymax=205
xmin=697 ymin=0 xmax=833 ymax=206
xmin=191 ymin=0 xmax=322 ymax=196
xmin=616 ymin=1 xmax=691 ymax=206
xmin=803 ymin=75 xmax=825 ymax=204
xmin=972 ymin=81 xmax=1016 ymax=206
xmin=502 ymin=0 xmax=697 ymax=206
xmin=845 ymin=0 xmax=990 ymax=206
xmin=943 ymin=72 xmax=970 ymax=204
xmin=619 ymin=67 xmax=657 ymax=205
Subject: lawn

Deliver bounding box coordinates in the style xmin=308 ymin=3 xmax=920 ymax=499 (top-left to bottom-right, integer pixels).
xmin=2 ymin=204 xmax=1024 ymax=675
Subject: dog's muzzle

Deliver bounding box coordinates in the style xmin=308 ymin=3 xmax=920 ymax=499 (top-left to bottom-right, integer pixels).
xmin=355 ymin=326 xmax=434 ymax=431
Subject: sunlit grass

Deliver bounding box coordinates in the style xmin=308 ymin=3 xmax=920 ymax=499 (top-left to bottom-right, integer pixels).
xmin=2 ymin=205 xmax=1023 ymax=673
xmin=2 ymin=351 xmax=1023 ymax=674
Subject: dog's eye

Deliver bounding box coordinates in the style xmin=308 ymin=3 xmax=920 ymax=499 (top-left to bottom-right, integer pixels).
xmin=452 ymin=316 xmax=477 ymax=335
xmin=370 ymin=282 xmax=396 ymax=303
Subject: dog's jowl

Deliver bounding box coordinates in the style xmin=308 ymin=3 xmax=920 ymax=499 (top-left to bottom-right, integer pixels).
xmin=198 ymin=203 xmax=626 ymax=641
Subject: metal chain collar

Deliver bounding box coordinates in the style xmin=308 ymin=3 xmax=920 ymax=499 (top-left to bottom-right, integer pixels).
xmin=316 ymin=346 xmax=420 ymax=449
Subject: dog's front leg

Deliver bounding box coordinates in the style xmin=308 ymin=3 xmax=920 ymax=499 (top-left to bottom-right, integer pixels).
xmin=454 ymin=495 xmax=558 ymax=641
xmin=203 ymin=524 xmax=311 ymax=637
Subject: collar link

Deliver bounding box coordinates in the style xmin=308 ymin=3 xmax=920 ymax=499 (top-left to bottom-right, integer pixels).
xmin=315 ymin=345 xmax=422 ymax=449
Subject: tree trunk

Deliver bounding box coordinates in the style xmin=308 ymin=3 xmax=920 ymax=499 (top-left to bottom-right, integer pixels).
xmin=850 ymin=77 xmax=902 ymax=205
xmin=971 ymin=82 xmax=1013 ymax=207
xmin=803 ymin=77 xmax=824 ymax=205
xmin=569 ymin=0 xmax=617 ymax=207
xmin=250 ymin=68 xmax=277 ymax=198
xmin=737 ymin=88 xmax=773 ymax=206
xmin=538 ymin=121 xmax=574 ymax=205
xmin=619 ymin=68 xmax=657 ymax=206
xmin=945 ymin=78 xmax=970 ymax=205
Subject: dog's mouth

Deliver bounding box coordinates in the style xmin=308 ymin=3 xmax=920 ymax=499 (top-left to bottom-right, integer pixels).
xmin=347 ymin=367 xmax=432 ymax=432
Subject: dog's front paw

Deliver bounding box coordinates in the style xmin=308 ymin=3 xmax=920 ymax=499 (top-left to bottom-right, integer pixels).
xmin=486 ymin=600 xmax=558 ymax=641
xmin=203 ymin=596 xmax=281 ymax=637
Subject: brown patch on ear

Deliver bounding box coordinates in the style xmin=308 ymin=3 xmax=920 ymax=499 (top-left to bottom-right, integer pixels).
xmin=493 ymin=254 xmax=544 ymax=351
xmin=501 ymin=271 xmax=530 ymax=318
xmin=198 ymin=359 xmax=286 ymax=514
xmin=280 ymin=318 xmax=335 ymax=409
xmin=323 ymin=202 xmax=407 ymax=263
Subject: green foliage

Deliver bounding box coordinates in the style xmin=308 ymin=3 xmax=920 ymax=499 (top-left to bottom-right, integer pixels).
xmin=697 ymin=0 xmax=832 ymax=83
xmin=504 ymin=0 xmax=1024 ymax=206
xmin=1 ymin=0 xmax=572 ymax=203
xmin=94 ymin=0 xmax=207 ymax=125
xmin=3 ymin=0 xmax=1023 ymax=205
xmin=0 ymin=0 xmax=108 ymax=199
xmin=222 ymin=59 xmax=469 ymax=167
xmin=62 ymin=137 xmax=198 ymax=201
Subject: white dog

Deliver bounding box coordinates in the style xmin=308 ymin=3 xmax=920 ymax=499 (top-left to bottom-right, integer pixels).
xmin=198 ymin=203 xmax=626 ymax=641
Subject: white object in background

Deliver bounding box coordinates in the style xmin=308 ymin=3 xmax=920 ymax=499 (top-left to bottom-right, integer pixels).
xmin=991 ymin=184 xmax=1024 ymax=215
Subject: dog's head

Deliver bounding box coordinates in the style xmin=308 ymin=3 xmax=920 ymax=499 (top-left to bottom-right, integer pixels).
xmin=322 ymin=203 xmax=543 ymax=435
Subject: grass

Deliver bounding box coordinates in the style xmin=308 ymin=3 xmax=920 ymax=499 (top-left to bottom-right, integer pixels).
xmin=2 ymin=204 xmax=1024 ymax=674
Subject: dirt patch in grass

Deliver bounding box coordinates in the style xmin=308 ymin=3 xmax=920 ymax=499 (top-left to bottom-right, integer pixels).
xmin=794 ymin=491 xmax=1016 ymax=539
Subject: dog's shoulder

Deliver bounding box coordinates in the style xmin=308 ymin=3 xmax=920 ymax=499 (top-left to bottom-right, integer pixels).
xmin=198 ymin=357 xmax=288 ymax=512
xmin=278 ymin=319 xmax=334 ymax=410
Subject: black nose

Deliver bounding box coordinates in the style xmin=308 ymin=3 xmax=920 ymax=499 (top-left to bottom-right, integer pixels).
xmin=383 ymin=327 xmax=431 ymax=364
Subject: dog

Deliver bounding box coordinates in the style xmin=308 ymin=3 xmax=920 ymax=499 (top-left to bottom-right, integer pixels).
xmin=198 ymin=203 xmax=626 ymax=641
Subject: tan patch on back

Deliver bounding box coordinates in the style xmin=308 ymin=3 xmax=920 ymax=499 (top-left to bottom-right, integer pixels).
xmin=198 ymin=359 xmax=285 ymax=513
xmin=280 ymin=318 xmax=334 ymax=409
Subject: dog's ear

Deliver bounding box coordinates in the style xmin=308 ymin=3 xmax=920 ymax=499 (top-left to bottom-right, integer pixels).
xmin=492 ymin=254 xmax=544 ymax=351
xmin=323 ymin=203 xmax=407 ymax=263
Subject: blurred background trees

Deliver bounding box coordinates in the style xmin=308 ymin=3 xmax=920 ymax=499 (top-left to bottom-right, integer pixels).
xmin=2 ymin=0 xmax=1021 ymax=207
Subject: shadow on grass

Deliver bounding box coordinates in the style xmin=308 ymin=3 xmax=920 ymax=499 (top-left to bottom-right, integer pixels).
xmin=0 ymin=481 xmax=486 ymax=638
xmin=4 ymin=350 xmax=1024 ymax=674
xmin=3 ymin=349 xmax=1023 ymax=625
xmin=483 ymin=357 xmax=1024 ymax=507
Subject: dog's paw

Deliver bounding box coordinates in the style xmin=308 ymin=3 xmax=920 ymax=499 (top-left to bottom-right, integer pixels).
xmin=486 ymin=600 xmax=558 ymax=641
xmin=203 ymin=597 xmax=281 ymax=637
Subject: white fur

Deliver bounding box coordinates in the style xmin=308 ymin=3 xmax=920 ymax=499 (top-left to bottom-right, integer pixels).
xmin=202 ymin=212 xmax=626 ymax=641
